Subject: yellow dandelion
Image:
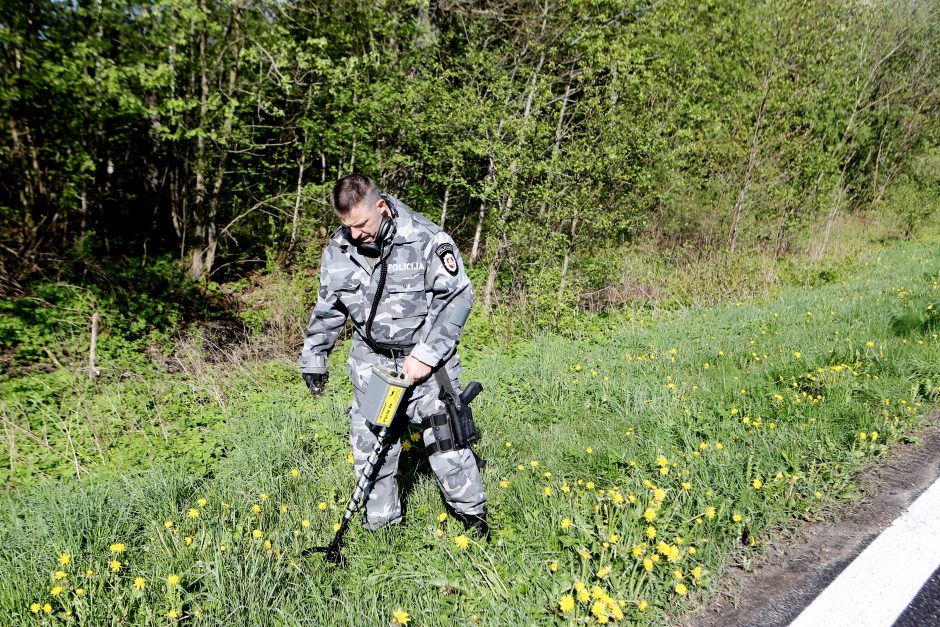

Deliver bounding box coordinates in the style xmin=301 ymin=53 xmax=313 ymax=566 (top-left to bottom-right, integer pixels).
xmin=643 ymin=508 xmax=656 ymax=522
xmin=290 ymin=468 xmax=300 ymax=478
xmin=596 ymin=566 xmax=611 ymax=579
xmin=543 ymin=487 xmax=552 ymax=497
xmin=197 ymin=498 xmax=207 ymax=507
xmin=675 ymin=583 xmax=688 ymax=595
xmin=50 ymin=586 xmax=62 ymax=597
xmin=252 ymin=529 xmax=263 ymax=539
xmin=185 ymin=536 xmax=193 ymax=546
xmin=643 ymin=558 xmax=654 ymax=571
xmin=586 ymin=481 xmax=595 ymax=490
xmin=75 ymin=587 xmax=84 ymax=596
xmin=732 ymin=513 xmax=743 ymax=523
xmin=454 ymin=535 xmax=470 ymax=549
xmin=561 ymin=483 xmax=570 ymax=494
xmin=392 ymin=608 xmax=410 ymax=625
xmin=638 ymin=599 xmax=648 ymax=611
xmin=54 ymin=570 xmax=67 ymax=580
xmin=164 ymin=520 xmax=174 ymax=529
xmin=58 ymin=553 xmax=70 ymax=566
xmin=43 ymin=603 xmax=52 ymax=614
xmin=167 ymin=608 xmax=178 ymax=619
xmin=705 ymin=506 xmax=716 ymax=519
xmin=549 ymin=561 xmax=559 ymax=572
xmin=259 ymin=493 xmax=268 ymax=501
xmin=560 ymin=518 xmax=572 ymax=530
xmin=437 ymin=512 xmax=448 ymax=523
xmin=109 ymin=560 xmax=121 ymax=572
xmin=187 ymin=508 xmax=199 ymax=519
xmin=499 ymin=480 xmax=509 ymax=489
xmin=31 ymin=603 xmax=41 ymax=613
xmin=134 ymin=577 xmax=146 ymax=590
xmin=252 ymin=504 xmax=262 ymax=514
xmin=575 ymin=582 xmax=590 ymax=603
xmin=646 ymin=525 xmax=656 ymax=539
xmin=681 ymin=482 xmax=691 ymax=490
xmin=578 ymin=548 xmax=591 ymax=560
xmin=559 ymin=594 xmax=575 ymax=613
xmin=109 ymin=543 xmax=125 ymax=554
xmin=752 ymin=479 xmax=763 ymax=489
xmin=166 ymin=574 xmax=180 ymax=586
xmin=301 ymin=519 xmax=310 ymax=528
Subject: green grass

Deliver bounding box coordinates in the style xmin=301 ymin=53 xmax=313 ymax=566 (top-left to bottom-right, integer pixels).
xmin=0 ymin=239 xmax=938 ymax=625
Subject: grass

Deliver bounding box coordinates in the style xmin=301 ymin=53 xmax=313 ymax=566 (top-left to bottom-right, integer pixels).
xmin=0 ymin=237 xmax=938 ymax=625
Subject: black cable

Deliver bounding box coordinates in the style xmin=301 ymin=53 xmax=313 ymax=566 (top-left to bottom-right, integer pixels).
xmin=363 ymin=250 xmax=411 ymax=357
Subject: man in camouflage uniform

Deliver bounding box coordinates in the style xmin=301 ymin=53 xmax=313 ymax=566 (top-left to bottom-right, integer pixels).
xmin=299 ymin=174 xmax=488 ymax=536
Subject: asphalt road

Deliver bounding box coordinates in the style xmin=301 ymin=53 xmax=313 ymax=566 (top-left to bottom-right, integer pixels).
xmin=894 ymin=564 xmax=940 ymax=627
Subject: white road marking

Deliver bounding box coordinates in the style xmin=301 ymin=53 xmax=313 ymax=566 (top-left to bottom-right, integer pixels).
xmin=790 ymin=476 xmax=940 ymax=627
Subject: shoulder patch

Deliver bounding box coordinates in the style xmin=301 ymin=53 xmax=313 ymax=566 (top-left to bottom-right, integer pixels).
xmin=436 ymin=243 xmax=459 ymax=276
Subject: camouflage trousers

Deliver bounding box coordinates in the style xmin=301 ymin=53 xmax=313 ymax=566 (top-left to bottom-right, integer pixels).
xmin=347 ymin=341 xmax=487 ymax=531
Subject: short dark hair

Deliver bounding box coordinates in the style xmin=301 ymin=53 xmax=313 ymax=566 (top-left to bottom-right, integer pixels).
xmin=331 ymin=174 xmax=380 ymax=216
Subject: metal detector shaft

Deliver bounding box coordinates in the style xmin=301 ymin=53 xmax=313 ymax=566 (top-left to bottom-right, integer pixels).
xmin=306 ymin=422 xmax=395 ymax=565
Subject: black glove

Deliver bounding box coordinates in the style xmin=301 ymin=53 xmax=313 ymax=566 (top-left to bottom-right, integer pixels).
xmin=302 ymin=372 xmax=328 ymax=397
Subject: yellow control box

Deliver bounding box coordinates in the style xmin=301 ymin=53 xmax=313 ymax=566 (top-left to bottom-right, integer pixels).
xmin=360 ymin=367 xmax=409 ymax=427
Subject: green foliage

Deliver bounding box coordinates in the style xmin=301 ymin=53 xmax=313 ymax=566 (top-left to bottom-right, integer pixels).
xmin=0 ymin=239 xmax=937 ymax=624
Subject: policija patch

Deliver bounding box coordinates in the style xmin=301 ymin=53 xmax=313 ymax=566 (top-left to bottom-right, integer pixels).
xmin=436 ymin=243 xmax=459 ymax=276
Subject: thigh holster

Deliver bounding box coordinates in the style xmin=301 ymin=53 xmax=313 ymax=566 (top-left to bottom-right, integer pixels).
xmin=421 ymin=412 xmax=457 ymax=456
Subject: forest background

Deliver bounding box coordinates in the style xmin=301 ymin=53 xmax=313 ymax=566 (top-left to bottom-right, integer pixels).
xmin=2 ymin=0 xmax=940 ymax=498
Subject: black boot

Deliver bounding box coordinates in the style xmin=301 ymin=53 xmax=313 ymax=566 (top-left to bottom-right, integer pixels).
xmin=454 ymin=510 xmax=490 ymax=541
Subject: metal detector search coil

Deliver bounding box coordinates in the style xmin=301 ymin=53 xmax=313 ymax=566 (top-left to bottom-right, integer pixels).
xmin=360 ymin=367 xmax=409 ymax=427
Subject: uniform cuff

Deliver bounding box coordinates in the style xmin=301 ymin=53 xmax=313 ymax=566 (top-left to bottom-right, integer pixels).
xmin=299 ymin=354 xmax=328 ymax=374
xmin=409 ymin=342 xmax=442 ymax=368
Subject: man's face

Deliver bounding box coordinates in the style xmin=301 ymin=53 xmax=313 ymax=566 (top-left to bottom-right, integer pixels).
xmin=340 ymin=196 xmax=389 ymax=245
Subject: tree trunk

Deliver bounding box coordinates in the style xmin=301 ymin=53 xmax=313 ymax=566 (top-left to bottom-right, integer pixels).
xmin=554 ymin=212 xmax=579 ymax=325
xmin=470 ymin=156 xmax=495 ymax=264
xmin=439 ymin=183 xmax=451 ymax=229
xmin=290 ymin=146 xmax=306 ymax=250
xmin=538 ymin=73 xmax=573 ymax=218
xmin=728 ymin=66 xmax=772 ymax=252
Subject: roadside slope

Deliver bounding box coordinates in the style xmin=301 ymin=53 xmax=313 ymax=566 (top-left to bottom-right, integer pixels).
xmin=0 ymin=240 xmax=937 ymax=625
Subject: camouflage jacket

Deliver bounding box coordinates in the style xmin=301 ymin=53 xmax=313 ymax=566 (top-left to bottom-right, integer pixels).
xmin=299 ymin=195 xmax=473 ymax=374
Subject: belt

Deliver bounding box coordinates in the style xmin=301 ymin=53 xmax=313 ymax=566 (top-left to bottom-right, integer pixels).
xmin=358 ymin=332 xmax=414 ymax=359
